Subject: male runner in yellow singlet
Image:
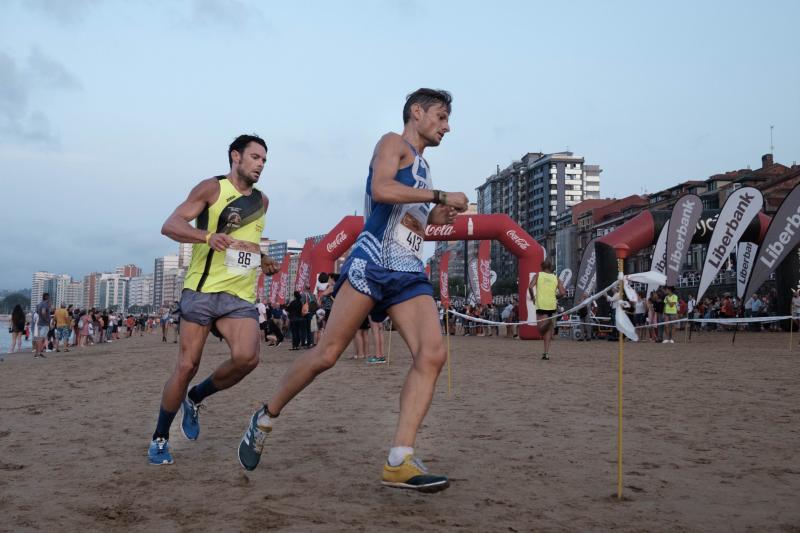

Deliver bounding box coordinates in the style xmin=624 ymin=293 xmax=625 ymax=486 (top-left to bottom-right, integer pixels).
xmin=148 ymin=134 xmax=279 ymax=465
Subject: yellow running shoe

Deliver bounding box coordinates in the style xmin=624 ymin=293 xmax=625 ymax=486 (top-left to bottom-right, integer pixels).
xmin=381 ymin=454 xmax=450 ymax=493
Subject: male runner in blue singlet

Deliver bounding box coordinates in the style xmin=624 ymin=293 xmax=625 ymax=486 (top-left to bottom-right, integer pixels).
xmin=238 ymin=89 xmax=468 ymax=492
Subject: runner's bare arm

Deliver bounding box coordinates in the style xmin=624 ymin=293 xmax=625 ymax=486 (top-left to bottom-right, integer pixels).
xmin=557 ymin=279 xmax=566 ymax=297
xmin=370 ymin=133 xmax=468 ymax=211
xmin=528 ymin=273 xmax=538 ymax=303
xmin=161 ymin=178 xmax=234 ymax=252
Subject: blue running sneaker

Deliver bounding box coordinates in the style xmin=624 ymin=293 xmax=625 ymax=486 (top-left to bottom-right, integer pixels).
xmin=148 ymin=438 xmax=173 ymax=465
xmin=367 ymin=356 xmax=387 ymax=364
xmin=238 ymin=408 xmax=272 ymax=471
xmin=181 ymin=397 xmax=200 ymax=441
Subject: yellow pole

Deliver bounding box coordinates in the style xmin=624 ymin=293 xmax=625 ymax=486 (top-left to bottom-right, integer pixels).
xmin=617 ymin=257 xmax=625 ymax=501
xmin=446 ymin=307 xmax=452 ymax=397
xmin=387 ymin=325 xmax=392 ymax=365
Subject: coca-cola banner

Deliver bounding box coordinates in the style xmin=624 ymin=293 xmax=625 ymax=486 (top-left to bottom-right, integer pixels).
xmin=665 ymin=194 xmax=703 ymax=286
xmin=478 ymin=240 xmax=492 ymax=305
xmin=736 ymin=242 xmax=758 ymax=299
xmin=573 ymin=238 xmax=597 ymax=306
xmin=439 ymin=251 xmax=450 ymax=308
xmin=698 ymin=186 xmax=763 ymax=300
xmin=294 ymin=239 xmax=315 ymax=293
xmin=744 ymin=183 xmax=800 ymax=302
xmin=648 ymin=222 xmax=669 ymax=297
xmin=276 ymin=253 xmax=290 ymax=305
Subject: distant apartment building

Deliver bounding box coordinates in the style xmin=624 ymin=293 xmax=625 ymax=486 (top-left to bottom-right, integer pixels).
xmin=264 ymin=239 xmax=303 ymax=301
xmin=83 ymin=272 xmax=101 ymax=309
xmin=475 ymin=151 xmax=602 ymax=280
xmin=160 ymin=267 xmax=186 ymax=307
xmin=128 ymin=274 xmax=154 ymax=309
xmin=178 ymin=243 xmax=193 ymax=269
xmin=44 ymin=274 xmax=77 ymax=308
xmin=153 ymin=255 xmax=179 ymax=307
xmin=116 ymin=264 xmax=142 ymax=277
xmin=97 ymin=273 xmax=128 ymax=311
xmin=31 ymin=271 xmax=56 ymax=311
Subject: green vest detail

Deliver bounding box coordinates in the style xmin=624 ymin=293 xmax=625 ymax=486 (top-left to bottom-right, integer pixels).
xmin=183 ymin=177 xmax=265 ymax=303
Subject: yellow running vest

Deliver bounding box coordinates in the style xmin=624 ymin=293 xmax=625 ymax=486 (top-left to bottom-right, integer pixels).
xmin=536 ymin=272 xmax=558 ymax=311
xmin=182 ymin=177 xmax=265 ymax=303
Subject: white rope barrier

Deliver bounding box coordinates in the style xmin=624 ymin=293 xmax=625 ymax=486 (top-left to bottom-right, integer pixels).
xmin=450 ymin=309 xmax=793 ymax=331
xmin=452 ymin=309 xmax=792 ymax=328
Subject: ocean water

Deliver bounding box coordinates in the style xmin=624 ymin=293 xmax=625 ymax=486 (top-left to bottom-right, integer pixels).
xmin=0 ymin=319 xmax=32 ymax=353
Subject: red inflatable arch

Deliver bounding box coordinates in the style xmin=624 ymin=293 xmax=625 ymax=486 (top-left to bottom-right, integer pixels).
xmin=308 ymin=213 xmax=545 ymax=340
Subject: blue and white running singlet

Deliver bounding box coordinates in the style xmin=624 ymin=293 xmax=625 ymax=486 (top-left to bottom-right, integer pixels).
xmin=350 ymin=141 xmax=432 ymax=273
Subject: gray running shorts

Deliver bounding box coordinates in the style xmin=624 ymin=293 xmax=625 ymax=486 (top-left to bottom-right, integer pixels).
xmin=178 ymin=289 xmax=258 ymax=326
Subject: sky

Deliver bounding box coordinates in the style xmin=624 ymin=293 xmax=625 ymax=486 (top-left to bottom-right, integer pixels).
xmin=1 ymin=0 xmax=798 ymax=290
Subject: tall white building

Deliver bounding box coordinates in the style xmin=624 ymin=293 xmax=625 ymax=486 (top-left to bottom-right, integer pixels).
xmin=475 ymin=151 xmax=602 ymax=279
xmin=128 ymin=274 xmax=154 ymax=309
xmin=97 ymin=273 xmax=128 ymax=311
xmin=161 ymin=267 xmax=186 ymax=307
xmin=45 ymin=274 xmax=73 ymax=308
xmin=31 ymin=271 xmax=56 ymax=311
xmin=65 ymin=280 xmax=84 ymax=308
xmin=178 ymin=243 xmax=193 ymax=269
xmin=153 ymin=255 xmax=179 ymax=307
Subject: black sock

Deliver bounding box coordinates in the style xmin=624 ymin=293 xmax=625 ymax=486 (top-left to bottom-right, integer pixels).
xmin=188 ymin=375 xmax=218 ymax=405
xmin=152 ymin=406 xmax=178 ymax=440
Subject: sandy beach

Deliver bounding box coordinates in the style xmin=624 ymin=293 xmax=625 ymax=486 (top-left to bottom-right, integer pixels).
xmin=1 ymin=329 xmax=798 ymax=532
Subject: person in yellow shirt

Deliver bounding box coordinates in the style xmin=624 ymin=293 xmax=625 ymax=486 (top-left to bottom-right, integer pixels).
xmin=528 ymin=259 xmax=566 ymax=360
xmin=53 ymin=303 xmax=71 ymax=353
xmin=147 ymin=134 xmax=280 ymax=466
xmin=663 ymin=286 xmax=679 ymax=344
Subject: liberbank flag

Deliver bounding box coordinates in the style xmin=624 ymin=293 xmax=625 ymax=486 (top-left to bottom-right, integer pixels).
xmin=697 ymin=187 xmax=763 ymax=300
xmin=439 ymin=251 xmax=450 ymax=308
xmin=744 ymin=183 xmax=800 ymax=301
xmin=573 ymin=238 xmax=597 ymax=306
xmin=648 ymin=222 xmax=669 ymax=297
xmin=665 ymin=194 xmax=703 ymax=285
xmin=736 ymin=242 xmax=758 ymax=299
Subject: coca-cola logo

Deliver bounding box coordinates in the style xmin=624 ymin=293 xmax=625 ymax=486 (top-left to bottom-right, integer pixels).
xmin=506 ymin=230 xmax=530 ymax=250
xmin=425 ymin=225 xmax=455 ymax=237
xmin=326 ymin=231 xmax=347 ymax=253
xmin=479 ymin=259 xmax=491 ymax=292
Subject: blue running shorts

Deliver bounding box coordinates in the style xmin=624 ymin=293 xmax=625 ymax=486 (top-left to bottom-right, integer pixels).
xmin=334 ymin=257 xmax=433 ymax=322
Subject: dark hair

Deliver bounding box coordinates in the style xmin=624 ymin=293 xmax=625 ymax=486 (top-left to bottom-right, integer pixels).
xmin=318 ymin=272 xmax=329 ymax=283
xmin=402 ymin=89 xmax=452 ymax=124
xmin=293 ymin=291 xmax=301 ymax=300
xmin=42 ymin=292 xmax=50 ymax=300
xmin=540 ymin=259 xmax=554 ymax=272
xmin=228 ymin=134 xmax=268 ymax=167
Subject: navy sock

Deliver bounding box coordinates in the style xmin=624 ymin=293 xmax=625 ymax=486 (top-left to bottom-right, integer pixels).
xmin=188 ymin=375 xmax=218 ymax=405
xmin=152 ymin=406 xmax=178 ymax=440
